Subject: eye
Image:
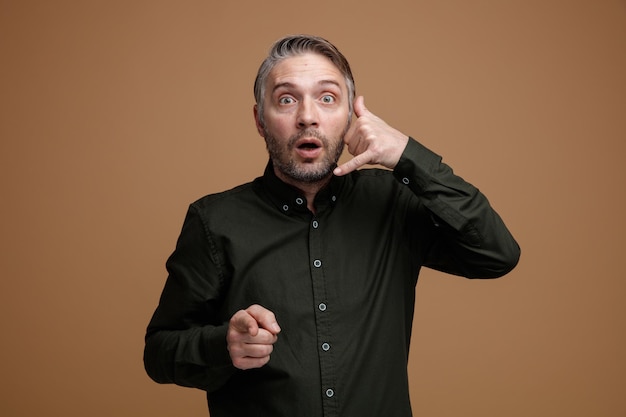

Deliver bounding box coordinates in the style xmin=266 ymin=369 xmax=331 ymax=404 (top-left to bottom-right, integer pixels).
xmin=321 ymin=95 xmax=335 ymax=104
xmin=279 ymin=96 xmax=295 ymax=105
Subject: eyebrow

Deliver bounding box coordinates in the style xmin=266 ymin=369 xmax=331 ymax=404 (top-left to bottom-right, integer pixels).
xmin=272 ymin=79 xmax=342 ymax=94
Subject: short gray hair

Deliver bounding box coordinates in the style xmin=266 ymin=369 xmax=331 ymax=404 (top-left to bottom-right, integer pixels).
xmin=254 ymin=35 xmax=355 ymax=125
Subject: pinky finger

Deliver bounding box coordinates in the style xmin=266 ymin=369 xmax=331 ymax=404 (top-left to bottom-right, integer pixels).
xmin=233 ymin=355 xmax=271 ymax=370
xmin=333 ymin=151 xmax=371 ymax=176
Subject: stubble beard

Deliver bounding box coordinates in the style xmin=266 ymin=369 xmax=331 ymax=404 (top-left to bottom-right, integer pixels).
xmin=264 ymin=126 xmax=348 ymax=184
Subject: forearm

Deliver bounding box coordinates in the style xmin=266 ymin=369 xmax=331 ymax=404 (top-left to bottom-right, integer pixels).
xmin=395 ymin=137 xmax=520 ymax=278
xmin=144 ymin=323 xmax=235 ymax=392
xmin=144 ymin=204 xmax=236 ymax=391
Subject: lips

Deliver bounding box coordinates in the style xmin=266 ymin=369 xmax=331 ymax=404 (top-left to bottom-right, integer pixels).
xmin=294 ymin=138 xmax=323 ymax=160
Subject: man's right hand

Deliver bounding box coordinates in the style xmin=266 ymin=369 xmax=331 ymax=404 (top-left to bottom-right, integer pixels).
xmin=227 ymin=304 xmax=281 ymax=370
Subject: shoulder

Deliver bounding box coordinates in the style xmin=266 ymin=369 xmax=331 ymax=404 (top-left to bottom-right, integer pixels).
xmin=190 ymin=179 xmax=261 ymax=214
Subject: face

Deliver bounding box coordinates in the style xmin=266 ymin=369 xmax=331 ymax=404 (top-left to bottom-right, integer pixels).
xmin=254 ymin=52 xmax=351 ymax=185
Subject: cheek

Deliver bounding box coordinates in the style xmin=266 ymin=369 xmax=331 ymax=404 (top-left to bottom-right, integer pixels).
xmin=267 ymin=121 xmax=292 ymax=139
xmin=329 ymin=112 xmax=351 ymax=134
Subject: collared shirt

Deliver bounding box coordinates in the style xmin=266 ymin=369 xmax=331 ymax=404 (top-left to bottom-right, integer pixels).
xmin=144 ymin=138 xmax=520 ymax=417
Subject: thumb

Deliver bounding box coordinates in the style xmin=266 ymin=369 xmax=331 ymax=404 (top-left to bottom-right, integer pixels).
xmin=353 ymin=95 xmax=368 ymax=118
xmin=231 ymin=310 xmax=260 ymax=336
xmin=247 ymin=304 xmax=281 ymax=335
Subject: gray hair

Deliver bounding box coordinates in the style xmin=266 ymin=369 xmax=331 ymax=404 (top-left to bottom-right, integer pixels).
xmin=254 ymin=35 xmax=355 ymax=125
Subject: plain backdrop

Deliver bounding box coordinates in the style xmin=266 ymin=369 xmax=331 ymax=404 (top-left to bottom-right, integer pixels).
xmin=1 ymin=1 xmax=625 ymax=416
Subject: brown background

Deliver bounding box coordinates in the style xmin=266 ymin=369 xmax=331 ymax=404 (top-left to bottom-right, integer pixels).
xmin=1 ymin=0 xmax=625 ymax=416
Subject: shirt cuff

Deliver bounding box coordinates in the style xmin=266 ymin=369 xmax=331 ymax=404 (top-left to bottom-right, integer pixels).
xmin=392 ymin=136 xmax=443 ymax=193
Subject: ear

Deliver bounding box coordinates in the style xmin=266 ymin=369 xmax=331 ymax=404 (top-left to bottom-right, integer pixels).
xmin=253 ymin=104 xmax=265 ymax=137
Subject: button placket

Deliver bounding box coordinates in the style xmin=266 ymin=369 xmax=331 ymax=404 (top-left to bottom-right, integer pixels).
xmin=308 ymin=213 xmax=337 ymax=414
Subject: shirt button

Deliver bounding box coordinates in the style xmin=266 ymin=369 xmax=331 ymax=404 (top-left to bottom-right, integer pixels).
xmin=321 ymin=342 xmax=330 ymax=351
xmin=296 ymin=197 xmax=304 ymax=205
xmin=331 ymin=195 xmax=337 ymax=202
xmin=312 ymin=220 xmax=319 ymax=229
xmin=318 ymin=303 xmax=327 ymax=311
xmin=282 ymin=204 xmax=289 ymax=211
xmin=325 ymin=388 xmax=335 ymax=398
xmin=402 ymin=177 xmax=410 ymax=185
xmin=313 ymin=259 xmax=322 ymax=268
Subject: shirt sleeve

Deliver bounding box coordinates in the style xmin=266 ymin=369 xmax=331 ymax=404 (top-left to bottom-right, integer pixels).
xmin=393 ymin=137 xmax=521 ymax=278
xmin=143 ymin=204 xmax=235 ymax=392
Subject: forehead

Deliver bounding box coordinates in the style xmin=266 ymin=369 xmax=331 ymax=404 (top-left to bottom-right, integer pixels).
xmin=267 ymin=52 xmax=346 ymax=92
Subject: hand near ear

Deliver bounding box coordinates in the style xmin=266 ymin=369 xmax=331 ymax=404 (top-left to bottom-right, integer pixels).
xmin=334 ymin=96 xmax=409 ymax=176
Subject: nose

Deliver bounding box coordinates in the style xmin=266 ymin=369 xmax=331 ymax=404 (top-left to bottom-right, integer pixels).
xmin=297 ymin=98 xmax=318 ymax=129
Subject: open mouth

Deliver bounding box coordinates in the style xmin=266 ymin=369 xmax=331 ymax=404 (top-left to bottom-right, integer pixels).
xmin=295 ymin=137 xmax=323 ymax=149
xmin=298 ymin=142 xmax=320 ymax=150
xmin=294 ymin=138 xmax=323 ymax=159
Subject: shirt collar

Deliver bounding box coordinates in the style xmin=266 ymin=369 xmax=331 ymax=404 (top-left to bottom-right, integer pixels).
xmin=257 ymin=159 xmax=345 ymax=215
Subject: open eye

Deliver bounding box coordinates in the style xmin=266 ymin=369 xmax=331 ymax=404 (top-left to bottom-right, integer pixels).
xmin=279 ymin=96 xmax=296 ymax=105
xmin=321 ymin=95 xmax=335 ymax=104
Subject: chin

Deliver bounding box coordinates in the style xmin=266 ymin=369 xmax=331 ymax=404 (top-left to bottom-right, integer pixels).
xmin=288 ymin=165 xmax=333 ymax=183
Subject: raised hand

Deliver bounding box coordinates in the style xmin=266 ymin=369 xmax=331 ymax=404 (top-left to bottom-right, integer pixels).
xmin=334 ymin=96 xmax=409 ymax=176
xmin=227 ymin=304 xmax=281 ymax=370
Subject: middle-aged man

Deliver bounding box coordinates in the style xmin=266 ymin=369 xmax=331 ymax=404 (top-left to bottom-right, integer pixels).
xmin=144 ymin=34 xmax=521 ymax=416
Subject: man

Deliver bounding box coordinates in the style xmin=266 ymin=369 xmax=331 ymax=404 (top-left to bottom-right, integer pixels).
xmin=144 ymin=35 xmax=520 ymax=416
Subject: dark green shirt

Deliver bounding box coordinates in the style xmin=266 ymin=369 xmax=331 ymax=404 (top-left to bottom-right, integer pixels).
xmin=144 ymin=138 xmax=520 ymax=417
